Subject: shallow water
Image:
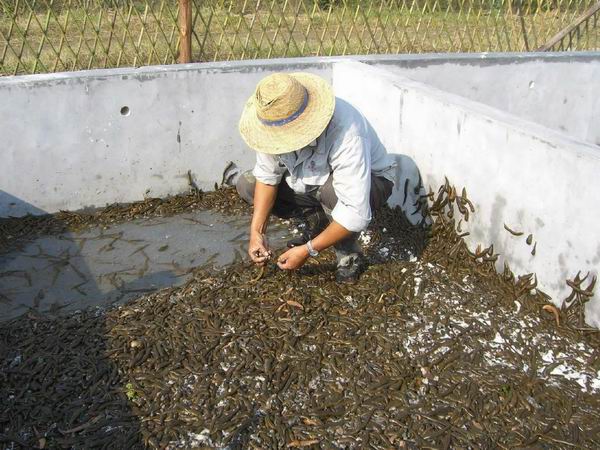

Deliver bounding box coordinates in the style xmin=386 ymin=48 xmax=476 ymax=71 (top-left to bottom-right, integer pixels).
xmin=0 ymin=210 xmax=290 ymax=321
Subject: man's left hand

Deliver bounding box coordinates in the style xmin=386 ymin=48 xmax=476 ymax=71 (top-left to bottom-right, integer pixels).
xmin=277 ymin=245 xmax=310 ymax=270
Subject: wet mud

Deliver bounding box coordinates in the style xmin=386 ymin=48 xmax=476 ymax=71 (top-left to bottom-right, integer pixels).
xmin=1 ymin=185 xmax=600 ymax=449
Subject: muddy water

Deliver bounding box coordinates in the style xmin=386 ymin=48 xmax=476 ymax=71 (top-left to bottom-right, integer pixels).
xmin=0 ymin=210 xmax=290 ymax=321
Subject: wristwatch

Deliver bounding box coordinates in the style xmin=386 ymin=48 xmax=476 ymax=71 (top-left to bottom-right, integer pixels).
xmin=306 ymin=240 xmax=319 ymax=257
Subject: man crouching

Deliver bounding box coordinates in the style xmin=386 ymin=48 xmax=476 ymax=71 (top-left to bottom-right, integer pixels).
xmin=237 ymin=72 xmax=396 ymax=282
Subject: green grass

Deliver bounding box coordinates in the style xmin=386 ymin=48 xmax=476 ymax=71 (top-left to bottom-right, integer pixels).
xmin=0 ymin=1 xmax=597 ymax=76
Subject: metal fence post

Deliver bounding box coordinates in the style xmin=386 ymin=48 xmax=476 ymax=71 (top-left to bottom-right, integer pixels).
xmin=178 ymin=0 xmax=192 ymax=63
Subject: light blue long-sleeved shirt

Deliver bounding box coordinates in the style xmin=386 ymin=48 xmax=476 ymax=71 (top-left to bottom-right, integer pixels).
xmin=252 ymin=98 xmax=396 ymax=232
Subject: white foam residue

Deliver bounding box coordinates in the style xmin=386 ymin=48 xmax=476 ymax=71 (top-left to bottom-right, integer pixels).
xmin=183 ymin=374 xmax=199 ymax=391
xmin=188 ymin=429 xmax=213 ymax=446
xmin=549 ymin=364 xmax=588 ymax=390
xmin=413 ymin=277 xmax=422 ymax=297
xmin=452 ymin=318 xmax=469 ymax=328
xmin=540 ymin=350 xmax=554 ymax=363
xmin=536 ymin=351 xmax=600 ymax=393
xmin=592 ymin=373 xmax=600 ymax=391
xmin=492 ymin=332 xmax=505 ymax=345
xmin=344 ymin=295 xmax=358 ymax=308
xmin=482 ymin=351 xmax=510 ymax=368
xmin=359 ymin=231 xmax=372 ymax=245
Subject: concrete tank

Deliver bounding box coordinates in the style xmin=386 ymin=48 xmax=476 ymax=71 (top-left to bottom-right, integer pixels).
xmin=1 ymin=52 xmax=599 ymax=326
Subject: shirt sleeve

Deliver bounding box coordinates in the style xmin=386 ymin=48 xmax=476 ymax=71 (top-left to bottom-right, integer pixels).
xmin=329 ymin=135 xmax=372 ymax=232
xmin=252 ymin=152 xmax=286 ymax=186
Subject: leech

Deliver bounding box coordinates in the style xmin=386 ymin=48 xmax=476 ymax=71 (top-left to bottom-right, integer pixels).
xmin=542 ymin=304 xmax=560 ymax=327
xmin=503 ymin=224 xmax=524 ymax=236
xmin=249 ymin=265 xmax=266 ymax=285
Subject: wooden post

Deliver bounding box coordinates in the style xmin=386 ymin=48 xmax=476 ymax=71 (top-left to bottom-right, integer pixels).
xmin=178 ymin=0 xmax=192 ymax=64
xmin=536 ymin=1 xmax=600 ymax=51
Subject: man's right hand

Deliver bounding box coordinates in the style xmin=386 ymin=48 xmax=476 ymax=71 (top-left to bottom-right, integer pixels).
xmin=248 ymin=181 xmax=278 ymax=265
xmin=249 ymin=231 xmax=272 ymax=265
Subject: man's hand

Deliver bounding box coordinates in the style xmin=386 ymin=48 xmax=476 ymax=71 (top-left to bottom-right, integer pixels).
xmin=248 ymin=181 xmax=277 ymax=265
xmin=277 ymin=245 xmax=309 ymax=270
xmin=249 ymin=232 xmax=272 ymax=265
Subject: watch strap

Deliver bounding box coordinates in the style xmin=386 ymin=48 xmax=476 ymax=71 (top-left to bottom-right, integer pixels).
xmin=306 ymin=240 xmax=319 ymax=257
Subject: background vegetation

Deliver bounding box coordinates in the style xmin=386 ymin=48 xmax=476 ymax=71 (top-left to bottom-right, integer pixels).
xmin=1 ymin=0 xmax=598 ymax=75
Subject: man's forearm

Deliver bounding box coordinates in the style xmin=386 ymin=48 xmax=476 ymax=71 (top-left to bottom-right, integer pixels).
xmin=251 ymin=181 xmax=278 ymax=234
xmin=310 ymin=221 xmax=354 ymax=252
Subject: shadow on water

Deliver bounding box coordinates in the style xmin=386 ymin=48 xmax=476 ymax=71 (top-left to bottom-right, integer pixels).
xmin=0 ymin=192 xmax=144 ymax=449
xmin=0 ymin=310 xmax=145 ymax=449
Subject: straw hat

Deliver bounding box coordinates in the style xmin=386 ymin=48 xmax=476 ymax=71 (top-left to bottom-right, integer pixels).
xmin=239 ymin=72 xmax=335 ymax=154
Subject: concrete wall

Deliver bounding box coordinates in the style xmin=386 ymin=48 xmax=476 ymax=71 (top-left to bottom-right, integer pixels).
xmin=0 ymin=60 xmax=333 ymax=216
xmin=2 ymin=52 xmax=599 ymax=217
xmin=332 ymin=61 xmax=600 ymax=328
xmin=384 ymin=59 xmax=600 ymax=146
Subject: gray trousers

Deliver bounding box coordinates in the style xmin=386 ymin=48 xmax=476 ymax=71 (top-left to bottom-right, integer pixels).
xmin=236 ymin=171 xmax=393 ymax=262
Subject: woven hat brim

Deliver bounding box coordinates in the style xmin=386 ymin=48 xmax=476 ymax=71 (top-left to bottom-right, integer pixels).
xmin=238 ymin=72 xmax=335 ymax=155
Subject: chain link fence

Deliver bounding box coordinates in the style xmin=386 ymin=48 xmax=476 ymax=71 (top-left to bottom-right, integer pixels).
xmin=1 ymin=0 xmax=599 ymax=76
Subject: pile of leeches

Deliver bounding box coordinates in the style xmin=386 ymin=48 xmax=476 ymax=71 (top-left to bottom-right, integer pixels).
xmin=1 ymin=180 xmax=599 ymax=449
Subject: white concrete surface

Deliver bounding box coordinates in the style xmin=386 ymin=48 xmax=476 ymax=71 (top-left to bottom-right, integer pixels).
xmin=0 ymin=59 xmax=332 ymax=216
xmin=2 ymin=52 xmax=599 ymax=217
xmin=384 ymin=60 xmax=600 ymax=146
xmin=333 ymin=61 xmax=600 ymax=327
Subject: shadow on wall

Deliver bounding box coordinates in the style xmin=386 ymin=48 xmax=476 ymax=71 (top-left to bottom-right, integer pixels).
xmin=0 ymin=190 xmax=46 ymax=218
xmin=387 ymin=153 xmax=430 ymax=228
xmin=0 ymin=194 xmax=144 ymax=448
